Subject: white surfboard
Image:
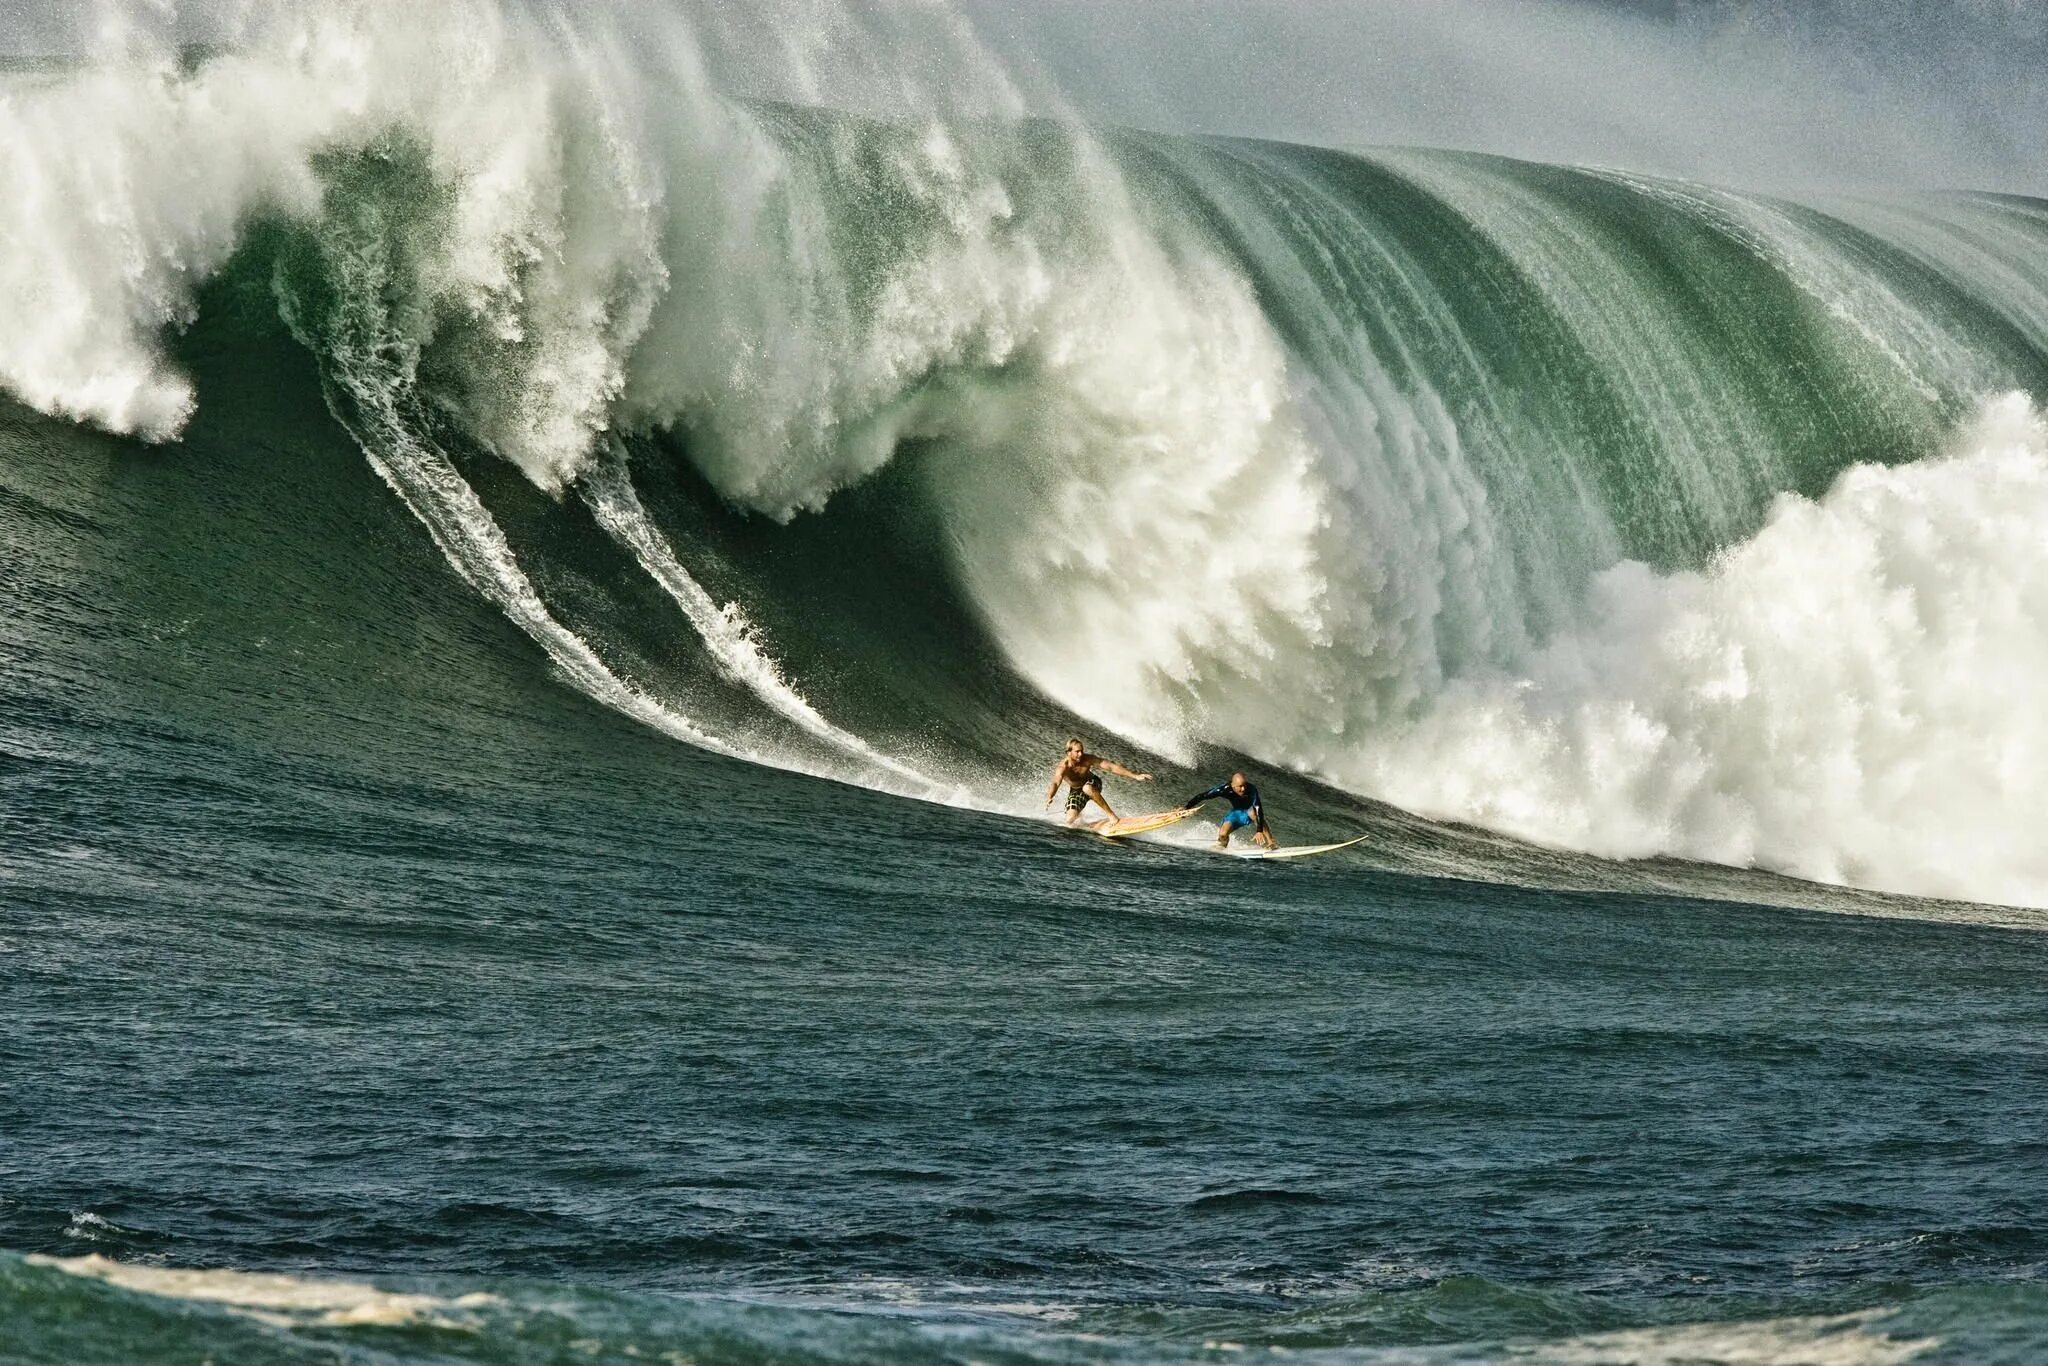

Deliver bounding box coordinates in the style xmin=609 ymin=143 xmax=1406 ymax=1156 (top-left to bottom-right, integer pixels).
xmin=1223 ymin=833 xmax=1369 ymax=861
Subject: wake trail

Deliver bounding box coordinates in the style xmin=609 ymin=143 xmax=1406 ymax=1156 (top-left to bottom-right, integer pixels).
xmin=323 ymin=381 xmax=820 ymax=780
xmin=580 ymin=449 xmax=934 ymax=790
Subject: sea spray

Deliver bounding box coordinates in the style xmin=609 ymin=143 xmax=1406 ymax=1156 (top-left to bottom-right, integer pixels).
xmin=1357 ymin=394 xmax=2048 ymax=905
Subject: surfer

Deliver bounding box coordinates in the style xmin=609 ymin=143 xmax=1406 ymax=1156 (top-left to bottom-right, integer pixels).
xmin=1182 ymin=772 xmax=1277 ymax=850
xmin=1045 ymin=737 xmax=1153 ymax=826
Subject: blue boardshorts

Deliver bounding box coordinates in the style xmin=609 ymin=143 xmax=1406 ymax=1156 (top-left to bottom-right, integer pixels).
xmin=1221 ymin=808 xmax=1258 ymax=831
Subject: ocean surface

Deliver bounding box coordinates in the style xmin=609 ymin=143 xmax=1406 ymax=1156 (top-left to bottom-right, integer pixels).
xmin=5 ymin=4 xmax=2048 ymax=1362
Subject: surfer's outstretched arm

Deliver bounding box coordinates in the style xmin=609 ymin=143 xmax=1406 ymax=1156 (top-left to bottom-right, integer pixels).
xmin=1044 ymin=766 xmax=1066 ymax=808
xmin=1182 ymin=783 xmax=1230 ymax=809
xmin=1096 ymin=759 xmax=1153 ymax=782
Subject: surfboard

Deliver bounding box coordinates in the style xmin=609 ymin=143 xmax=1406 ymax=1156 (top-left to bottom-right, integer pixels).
xmin=1092 ymin=808 xmax=1198 ymax=840
xmin=1223 ymin=833 xmax=1369 ymax=861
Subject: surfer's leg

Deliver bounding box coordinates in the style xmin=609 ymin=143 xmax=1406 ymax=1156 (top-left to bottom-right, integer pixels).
xmin=1215 ymin=820 xmax=1233 ymax=848
xmin=1085 ymin=779 xmax=1117 ymax=821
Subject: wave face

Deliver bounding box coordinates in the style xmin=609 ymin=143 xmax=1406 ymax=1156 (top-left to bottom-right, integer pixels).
xmin=6 ymin=1 xmax=2048 ymax=905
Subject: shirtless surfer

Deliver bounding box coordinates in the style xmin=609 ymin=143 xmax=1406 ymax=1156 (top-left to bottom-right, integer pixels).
xmin=1045 ymin=737 xmax=1153 ymax=826
xmin=1182 ymin=772 xmax=1277 ymax=850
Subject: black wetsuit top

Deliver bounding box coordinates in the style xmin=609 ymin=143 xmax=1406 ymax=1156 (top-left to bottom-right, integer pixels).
xmin=1185 ymin=781 xmax=1262 ymax=816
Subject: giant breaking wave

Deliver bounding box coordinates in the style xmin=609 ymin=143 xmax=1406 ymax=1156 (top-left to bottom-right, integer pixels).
xmin=5 ymin=0 xmax=2048 ymax=906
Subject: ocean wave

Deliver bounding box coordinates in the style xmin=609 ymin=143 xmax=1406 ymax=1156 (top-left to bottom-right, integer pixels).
xmin=5 ymin=1 xmax=2048 ymax=906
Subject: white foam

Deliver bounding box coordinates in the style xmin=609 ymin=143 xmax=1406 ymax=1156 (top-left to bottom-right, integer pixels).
xmin=1352 ymin=394 xmax=2048 ymax=907
xmin=1488 ymin=1308 xmax=1934 ymax=1366
xmin=0 ymin=3 xmax=739 ymax=490
xmin=62 ymin=1211 xmax=125 ymax=1242
xmin=29 ymin=1253 xmax=498 ymax=1330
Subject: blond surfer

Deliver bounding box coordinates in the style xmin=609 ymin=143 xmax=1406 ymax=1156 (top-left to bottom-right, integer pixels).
xmin=1044 ymin=737 xmax=1153 ymax=826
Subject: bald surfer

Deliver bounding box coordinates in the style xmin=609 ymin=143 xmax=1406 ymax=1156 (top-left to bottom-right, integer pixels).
xmin=1182 ymin=772 xmax=1277 ymax=850
xmin=1045 ymin=737 xmax=1154 ymax=826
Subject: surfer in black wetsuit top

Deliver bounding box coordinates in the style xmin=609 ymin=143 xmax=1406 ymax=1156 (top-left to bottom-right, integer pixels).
xmin=1045 ymin=737 xmax=1153 ymax=826
xmin=1182 ymin=772 xmax=1277 ymax=850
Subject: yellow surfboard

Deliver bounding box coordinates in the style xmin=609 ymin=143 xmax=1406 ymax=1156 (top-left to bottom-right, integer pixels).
xmin=1092 ymin=808 xmax=1198 ymax=840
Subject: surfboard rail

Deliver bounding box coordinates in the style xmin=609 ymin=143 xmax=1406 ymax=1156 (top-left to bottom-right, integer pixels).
xmin=1091 ymin=807 xmax=1199 ymax=839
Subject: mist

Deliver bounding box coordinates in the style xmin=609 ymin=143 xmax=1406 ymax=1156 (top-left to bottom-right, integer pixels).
xmin=5 ymin=1 xmax=2040 ymax=193
xmin=954 ymin=0 xmax=2047 ymax=196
